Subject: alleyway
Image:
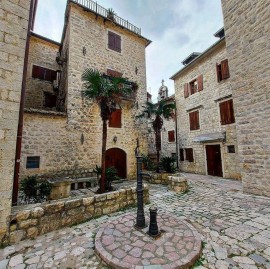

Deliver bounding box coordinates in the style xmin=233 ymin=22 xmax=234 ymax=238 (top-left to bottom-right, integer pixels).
xmin=1 ymin=173 xmax=270 ymax=269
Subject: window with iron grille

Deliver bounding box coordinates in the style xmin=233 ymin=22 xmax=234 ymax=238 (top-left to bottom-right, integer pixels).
xmin=168 ymin=130 xmax=175 ymax=142
xmin=108 ymin=31 xmax=121 ymax=53
xmin=109 ymin=109 xmax=122 ymax=128
xmin=219 ymin=99 xmax=235 ymax=125
xmin=32 ymin=65 xmax=57 ymax=82
xmin=216 ymin=59 xmax=230 ymax=82
xmin=26 ymin=156 xmax=40 ymax=169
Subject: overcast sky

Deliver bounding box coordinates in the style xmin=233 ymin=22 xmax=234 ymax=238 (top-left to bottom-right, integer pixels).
xmin=34 ymin=0 xmax=224 ymax=101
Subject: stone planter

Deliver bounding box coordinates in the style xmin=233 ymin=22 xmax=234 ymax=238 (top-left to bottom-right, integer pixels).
xmin=168 ymin=173 xmax=189 ymax=193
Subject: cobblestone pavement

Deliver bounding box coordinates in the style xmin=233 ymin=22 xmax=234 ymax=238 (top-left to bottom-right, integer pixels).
xmin=1 ymin=173 xmax=270 ymax=269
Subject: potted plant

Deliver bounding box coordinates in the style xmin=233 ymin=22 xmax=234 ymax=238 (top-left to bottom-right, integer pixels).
xmin=107 ymin=8 xmax=116 ymax=21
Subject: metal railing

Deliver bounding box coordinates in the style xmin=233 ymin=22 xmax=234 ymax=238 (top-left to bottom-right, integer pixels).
xmin=71 ymin=0 xmax=141 ymax=35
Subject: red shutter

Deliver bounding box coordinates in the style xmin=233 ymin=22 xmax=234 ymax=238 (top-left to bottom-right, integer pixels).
xmin=227 ymin=99 xmax=235 ymax=124
xmin=168 ymin=130 xmax=175 ymax=142
xmin=179 ymin=148 xmax=184 ymax=161
xmin=109 ymin=109 xmax=122 ymax=128
xmin=219 ymin=101 xmax=228 ymax=125
xmin=184 ymin=83 xmax=189 ymax=98
xmin=197 ymin=74 xmax=203 ymax=92
xmin=216 ymin=63 xmax=221 ymax=82
xmin=32 ymin=65 xmax=43 ymax=79
xmin=195 ymin=110 xmax=200 ymax=129
xmin=221 ymin=59 xmax=230 ymax=80
xmin=107 ymin=69 xmax=122 ymax=78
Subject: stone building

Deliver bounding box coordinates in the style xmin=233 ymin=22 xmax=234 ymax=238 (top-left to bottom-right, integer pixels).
xmin=147 ymin=82 xmax=177 ymax=161
xmin=0 ymin=0 xmax=38 ymax=243
xmin=171 ymin=29 xmax=241 ymax=180
xmin=19 ymin=0 xmax=151 ymax=181
xmin=221 ymin=1 xmax=270 ymax=196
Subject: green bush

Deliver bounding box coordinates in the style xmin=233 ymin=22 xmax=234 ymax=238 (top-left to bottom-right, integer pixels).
xmin=20 ymin=175 xmax=52 ymax=203
xmin=161 ymin=156 xmax=176 ymax=173
xmin=142 ymin=154 xmax=156 ymax=171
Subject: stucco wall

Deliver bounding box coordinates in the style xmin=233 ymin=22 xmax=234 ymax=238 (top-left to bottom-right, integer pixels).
xmin=221 ymin=1 xmax=270 ymax=195
xmin=0 ymin=0 xmax=31 ymax=242
xmin=174 ymin=40 xmax=241 ymax=179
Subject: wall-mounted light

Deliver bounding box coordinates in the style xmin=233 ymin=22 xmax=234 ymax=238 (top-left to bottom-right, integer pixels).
xmin=83 ymin=46 xmax=86 ymax=56
xmin=135 ymin=67 xmax=138 ymax=75
xmin=113 ymin=136 xmax=117 ymax=143
xmin=80 ymin=133 xmax=84 ymax=145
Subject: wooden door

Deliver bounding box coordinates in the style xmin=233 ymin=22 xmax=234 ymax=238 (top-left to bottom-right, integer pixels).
xmin=105 ymin=148 xmax=127 ymax=178
xmin=205 ymin=145 xmax=223 ymax=177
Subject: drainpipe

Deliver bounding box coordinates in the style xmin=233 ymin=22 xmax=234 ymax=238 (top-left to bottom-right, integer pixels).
xmin=12 ymin=0 xmax=36 ymax=205
xmin=175 ymin=101 xmax=179 ymax=169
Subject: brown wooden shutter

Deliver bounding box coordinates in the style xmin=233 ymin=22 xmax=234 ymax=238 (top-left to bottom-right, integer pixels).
xmin=184 ymin=83 xmax=189 ymax=98
xmin=108 ymin=31 xmax=115 ymax=50
xmin=109 ymin=109 xmax=122 ymax=128
xmin=216 ymin=63 xmax=221 ymax=82
xmin=219 ymin=101 xmax=228 ymax=125
xmin=32 ymin=65 xmax=43 ymax=79
xmin=221 ymin=59 xmax=230 ymax=80
xmin=107 ymin=69 xmax=122 ymax=78
xmin=189 ymin=111 xmax=199 ymax=130
xmin=115 ymin=34 xmax=121 ymax=53
xmin=197 ymin=74 xmax=203 ymax=91
xmin=185 ymin=148 xmax=194 ymax=162
xmin=168 ymin=130 xmax=175 ymax=142
xmin=227 ymin=99 xmax=235 ymax=124
xmin=179 ymin=148 xmax=184 ymax=161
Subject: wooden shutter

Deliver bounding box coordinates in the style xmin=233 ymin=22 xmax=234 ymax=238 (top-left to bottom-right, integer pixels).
xmin=197 ymin=74 xmax=203 ymax=91
xmin=109 ymin=109 xmax=122 ymax=128
xmin=179 ymin=148 xmax=184 ymax=161
xmin=184 ymin=83 xmax=189 ymax=98
xmin=185 ymin=148 xmax=194 ymax=162
xmin=168 ymin=130 xmax=175 ymax=142
xmin=216 ymin=63 xmax=221 ymax=82
xmin=189 ymin=111 xmax=199 ymax=130
xmin=220 ymin=99 xmax=235 ymax=125
xmin=221 ymin=59 xmax=230 ymax=80
xmin=108 ymin=31 xmax=115 ymax=50
xmin=107 ymin=69 xmax=122 ymax=78
xmin=115 ymin=34 xmax=121 ymax=53
xmin=32 ymin=65 xmax=43 ymax=79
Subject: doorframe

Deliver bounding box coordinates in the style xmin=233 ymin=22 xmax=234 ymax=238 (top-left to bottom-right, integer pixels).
xmin=106 ymin=147 xmax=128 ymax=178
xmin=204 ymin=142 xmax=224 ymax=177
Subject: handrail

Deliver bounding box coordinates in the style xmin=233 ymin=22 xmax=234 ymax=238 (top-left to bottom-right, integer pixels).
xmin=71 ymin=0 xmax=141 ymax=35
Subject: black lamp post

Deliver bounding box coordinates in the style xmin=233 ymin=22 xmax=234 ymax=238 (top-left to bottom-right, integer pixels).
xmin=135 ymin=138 xmax=146 ymax=229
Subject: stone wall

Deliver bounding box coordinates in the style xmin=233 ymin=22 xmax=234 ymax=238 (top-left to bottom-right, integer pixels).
xmin=24 ymin=35 xmax=60 ymax=109
xmin=0 ymin=0 xmax=31 ymax=243
xmin=161 ymin=117 xmax=177 ymax=158
xmin=221 ymin=1 xmax=270 ymax=195
xmin=173 ymin=40 xmax=241 ymax=179
xmin=7 ymin=184 xmax=149 ymax=244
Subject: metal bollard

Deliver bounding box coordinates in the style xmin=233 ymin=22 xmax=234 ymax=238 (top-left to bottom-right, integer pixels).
xmin=148 ymin=206 xmax=159 ymax=237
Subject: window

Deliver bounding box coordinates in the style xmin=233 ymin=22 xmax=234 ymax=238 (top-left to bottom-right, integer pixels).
xmin=108 ymin=31 xmax=121 ymax=53
xmin=227 ymin=145 xmax=235 ymax=153
xmin=189 ymin=110 xmax=200 ymax=131
xmin=179 ymin=148 xmax=184 ymax=161
xmin=219 ymin=99 xmax=235 ymax=125
xmin=216 ymin=59 xmax=230 ymax=82
xmin=32 ymin=65 xmax=57 ymax=82
xmin=44 ymin=92 xmax=57 ymax=108
xmin=26 ymin=156 xmax=40 ymax=169
xmin=168 ymin=130 xmax=175 ymax=142
xmin=184 ymin=74 xmax=203 ymax=98
xmin=179 ymin=148 xmax=194 ymax=162
xmin=109 ymin=109 xmax=122 ymax=128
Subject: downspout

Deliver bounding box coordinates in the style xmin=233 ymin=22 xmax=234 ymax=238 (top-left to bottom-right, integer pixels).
xmin=12 ymin=0 xmax=36 ymax=205
xmin=175 ymin=101 xmax=179 ymax=169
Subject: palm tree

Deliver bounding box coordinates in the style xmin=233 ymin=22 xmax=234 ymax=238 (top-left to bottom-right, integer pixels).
xmin=139 ymin=99 xmax=175 ymax=173
xmin=82 ymin=68 xmax=131 ymax=193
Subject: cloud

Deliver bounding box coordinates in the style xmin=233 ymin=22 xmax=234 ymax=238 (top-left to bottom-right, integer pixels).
xmin=34 ymin=0 xmax=224 ymax=100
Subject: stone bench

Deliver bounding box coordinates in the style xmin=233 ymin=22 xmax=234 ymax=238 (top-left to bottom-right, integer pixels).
xmin=48 ymin=177 xmax=98 ymax=200
xmin=168 ymin=174 xmax=189 ymax=193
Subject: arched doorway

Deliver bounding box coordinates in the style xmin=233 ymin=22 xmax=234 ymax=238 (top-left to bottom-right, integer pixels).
xmin=105 ymin=148 xmax=127 ymax=178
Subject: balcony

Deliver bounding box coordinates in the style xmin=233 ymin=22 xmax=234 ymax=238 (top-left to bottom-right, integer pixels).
xmin=71 ymin=0 xmax=141 ymax=36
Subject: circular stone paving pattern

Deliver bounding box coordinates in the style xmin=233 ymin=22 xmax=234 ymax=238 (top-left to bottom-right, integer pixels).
xmin=95 ymin=213 xmax=202 ymax=268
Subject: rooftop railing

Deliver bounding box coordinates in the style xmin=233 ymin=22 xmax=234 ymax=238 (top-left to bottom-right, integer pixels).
xmin=71 ymin=0 xmax=141 ymax=35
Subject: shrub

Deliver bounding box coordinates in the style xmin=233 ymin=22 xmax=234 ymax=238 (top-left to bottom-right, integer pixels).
xmin=20 ymin=175 xmax=52 ymax=203
xmin=161 ymin=156 xmax=176 ymax=173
